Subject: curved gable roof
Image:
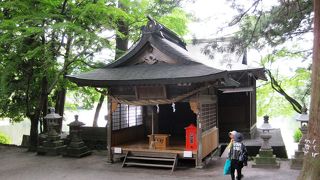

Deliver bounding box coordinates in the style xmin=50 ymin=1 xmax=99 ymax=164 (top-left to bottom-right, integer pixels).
xmin=67 ymin=18 xmax=241 ymax=87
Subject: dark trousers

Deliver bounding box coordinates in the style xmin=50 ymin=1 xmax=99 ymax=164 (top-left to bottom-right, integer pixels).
xmin=230 ymin=159 xmax=243 ymax=180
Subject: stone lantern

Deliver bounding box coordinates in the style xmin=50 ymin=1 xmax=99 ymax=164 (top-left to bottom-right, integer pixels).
xmin=290 ymin=107 xmax=309 ymax=169
xmin=37 ymin=108 xmax=66 ymax=155
xmin=63 ymin=115 xmax=91 ymax=157
xmin=252 ymin=115 xmax=280 ymax=168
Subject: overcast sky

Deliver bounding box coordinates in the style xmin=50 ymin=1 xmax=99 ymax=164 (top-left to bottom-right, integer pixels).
xmin=182 ymin=0 xmax=279 ymax=39
xmin=181 ymin=0 xmax=312 ymax=72
xmin=182 ymin=0 xmax=236 ymax=39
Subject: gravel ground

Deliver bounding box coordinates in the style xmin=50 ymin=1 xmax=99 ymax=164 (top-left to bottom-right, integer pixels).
xmin=0 ymin=146 xmax=300 ymax=180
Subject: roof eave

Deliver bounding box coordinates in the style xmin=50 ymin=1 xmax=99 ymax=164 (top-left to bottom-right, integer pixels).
xmin=228 ymin=67 xmax=268 ymax=81
xmin=66 ymin=71 xmax=229 ymax=88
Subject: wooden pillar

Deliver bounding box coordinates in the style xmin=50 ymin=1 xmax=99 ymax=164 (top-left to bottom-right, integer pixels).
xmin=106 ymin=96 xmax=114 ymax=164
xmin=251 ymin=80 xmax=257 ymax=138
xmin=151 ymin=109 xmax=154 ymax=135
xmin=196 ymin=112 xmax=203 ymax=168
xmin=190 ymin=97 xmax=203 ymax=168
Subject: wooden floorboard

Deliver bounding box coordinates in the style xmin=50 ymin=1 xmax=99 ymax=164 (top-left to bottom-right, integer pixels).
xmin=113 ymin=137 xmax=197 ymax=156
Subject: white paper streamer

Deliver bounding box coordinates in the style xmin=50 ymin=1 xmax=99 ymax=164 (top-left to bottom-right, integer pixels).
xmin=172 ymin=103 xmax=176 ymax=112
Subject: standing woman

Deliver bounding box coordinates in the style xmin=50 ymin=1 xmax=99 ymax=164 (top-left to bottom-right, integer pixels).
xmin=223 ymin=130 xmax=237 ymax=175
xmin=227 ymin=131 xmax=237 ymax=150
xmin=228 ymin=132 xmax=248 ymax=180
xmin=222 ymin=130 xmax=237 ymax=157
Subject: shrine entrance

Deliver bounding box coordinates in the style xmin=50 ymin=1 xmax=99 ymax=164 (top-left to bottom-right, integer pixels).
xmin=111 ymin=102 xmax=198 ymax=157
xmin=158 ymin=102 xmax=196 ymax=142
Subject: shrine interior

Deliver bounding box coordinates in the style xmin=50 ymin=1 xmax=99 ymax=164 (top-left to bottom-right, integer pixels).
xmin=158 ymin=103 xmax=197 ymax=140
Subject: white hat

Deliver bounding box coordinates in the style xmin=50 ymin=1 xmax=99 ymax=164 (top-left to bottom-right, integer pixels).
xmin=229 ymin=130 xmax=237 ymax=136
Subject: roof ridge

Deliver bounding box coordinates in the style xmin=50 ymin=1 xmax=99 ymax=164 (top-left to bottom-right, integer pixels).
xmin=142 ymin=16 xmax=186 ymax=49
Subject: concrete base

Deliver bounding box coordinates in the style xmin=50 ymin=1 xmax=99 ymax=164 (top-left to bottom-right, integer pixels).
xmin=289 ymin=150 xmax=304 ymax=170
xmin=63 ymin=146 xmax=91 ymax=158
xmin=290 ymin=158 xmax=303 ymax=170
xmin=252 ymin=149 xmax=280 ymax=169
xmin=37 ymin=145 xmax=66 ymax=156
xmin=63 ymin=140 xmax=91 ymax=158
xmin=252 ymin=161 xmax=280 ymax=169
xmin=37 ymin=137 xmax=66 ymax=156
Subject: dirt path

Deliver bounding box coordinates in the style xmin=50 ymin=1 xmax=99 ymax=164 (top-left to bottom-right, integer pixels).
xmin=0 ymin=146 xmax=299 ymax=180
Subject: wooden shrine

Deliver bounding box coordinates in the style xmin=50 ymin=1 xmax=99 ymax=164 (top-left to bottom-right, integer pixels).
xmin=67 ymin=17 xmax=266 ymax=170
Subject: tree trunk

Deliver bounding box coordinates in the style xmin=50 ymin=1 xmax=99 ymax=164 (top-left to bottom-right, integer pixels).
xmin=29 ymin=115 xmax=39 ymax=151
xmin=91 ymin=1 xmax=129 ymax=127
xmin=115 ymin=2 xmax=129 ymax=59
xmin=55 ymin=88 xmax=66 ymax=116
xmin=54 ymin=88 xmax=66 ymax=132
xmin=298 ymin=0 xmax=320 ymax=179
xmin=115 ymin=19 xmax=129 ymax=59
xmin=54 ymin=35 xmax=72 ymax=128
xmin=93 ymin=94 xmax=105 ymax=127
xmin=40 ymin=93 xmax=48 ymax=133
xmin=29 ymin=77 xmax=48 ymax=151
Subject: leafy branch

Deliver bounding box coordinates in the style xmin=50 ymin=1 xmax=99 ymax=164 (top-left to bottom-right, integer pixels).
xmin=266 ymin=69 xmax=302 ymax=114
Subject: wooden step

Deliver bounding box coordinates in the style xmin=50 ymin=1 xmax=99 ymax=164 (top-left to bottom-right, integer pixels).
xmin=129 ymin=151 xmax=177 ymax=159
xmin=126 ymin=156 xmax=175 ymax=161
xmin=122 ymin=151 xmax=178 ymax=172
xmin=124 ymin=162 xmax=173 ymax=168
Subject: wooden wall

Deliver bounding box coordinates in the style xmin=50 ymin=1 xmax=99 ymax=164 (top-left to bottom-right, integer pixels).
xmin=111 ymin=125 xmax=145 ymax=146
xmin=201 ymin=127 xmax=219 ymax=159
xmin=218 ymin=91 xmax=251 ymax=142
xmin=250 ymin=80 xmax=257 ymax=138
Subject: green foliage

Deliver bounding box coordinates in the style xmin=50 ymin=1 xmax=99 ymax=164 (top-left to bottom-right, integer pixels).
xmin=257 ymin=68 xmax=311 ymax=117
xmin=257 ymin=82 xmax=295 ymax=117
xmin=0 ymin=0 xmax=189 ymax=125
xmin=158 ymin=8 xmax=189 ymax=36
xmin=293 ymin=128 xmax=303 ymax=143
xmin=0 ymin=132 xmax=11 ymax=144
xmin=117 ymin=0 xmax=189 ymax=41
xmin=257 ymin=48 xmax=311 ymax=117
xmin=227 ymin=0 xmax=313 ymax=53
xmin=65 ymin=87 xmax=101 ymax=110
xmin=0 ymin=0 xmax=119 ymax=122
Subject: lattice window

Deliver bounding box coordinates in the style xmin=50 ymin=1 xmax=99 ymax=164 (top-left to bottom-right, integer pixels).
xmin=201 ymin=103 xmax=217 ymax=132
xmin=112 ymin=104 xmax=143 ymax=130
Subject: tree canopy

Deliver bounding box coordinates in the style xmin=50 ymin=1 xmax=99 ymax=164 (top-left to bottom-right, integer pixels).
xmin=0 ymin=0 xmax=189 ymax=149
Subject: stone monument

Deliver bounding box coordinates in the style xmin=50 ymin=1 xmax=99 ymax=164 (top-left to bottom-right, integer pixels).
xmin=37 ymin=108 xmax=66 ymax=155
xmin=252 ymin=115 xmax=280 ymax=168
xmin=290 ymin=107 xmax=309 ymax=169
xmin=63 ymin=115 xmax=91 ymax=157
